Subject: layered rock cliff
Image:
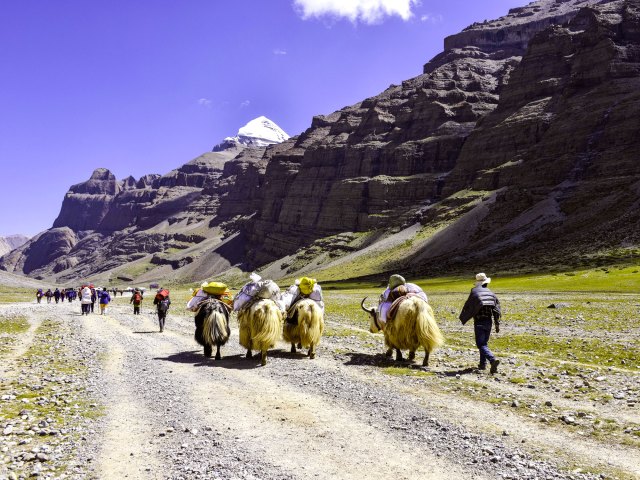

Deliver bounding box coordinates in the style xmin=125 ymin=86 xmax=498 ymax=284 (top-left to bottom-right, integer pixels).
xmin=244 ymin=0 xmax=622 ymax=267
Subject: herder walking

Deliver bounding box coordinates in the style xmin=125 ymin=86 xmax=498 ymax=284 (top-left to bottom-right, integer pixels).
xmin=459 ymin=272 xmax=501 ymax=374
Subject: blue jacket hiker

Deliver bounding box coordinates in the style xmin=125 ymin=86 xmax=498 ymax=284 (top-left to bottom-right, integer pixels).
xmin=459 ymin=273 xmax=501 ymax=374
xmin=99 ymin=289 xmax=111 ymax=315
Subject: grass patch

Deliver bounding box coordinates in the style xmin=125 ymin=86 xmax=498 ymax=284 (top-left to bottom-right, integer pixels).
xmin=0 ymin=315 xmax=29 ymax=356
xmin=382 ymin=366 xmax=435 ymax=378
xmin=0 ymin=286 xmax=33 ymax=303
xmin=509 ymin=377 xmax=528 ymax=384
xmin=0 ymin=315 xmax=29 ymax=335
xmin=492 ymin=334 xmax=638 ymax=369
xmin=0 ymin=318 xmax=104 ymax=478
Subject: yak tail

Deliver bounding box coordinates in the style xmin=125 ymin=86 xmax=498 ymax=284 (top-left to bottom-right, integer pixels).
xmin=416 ymin=301 xmax=444 ymax=354
xmin=238 ymin=309 xmax=252 ymax=350
xmin=250 ymin=300 xmax=282 ymax=351
xmin=203 ymin=308 xmax=230 ymax=347
xmin=297 ymin=299 xmax=324 ymax=348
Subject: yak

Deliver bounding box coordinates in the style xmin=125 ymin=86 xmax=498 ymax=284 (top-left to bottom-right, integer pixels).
xmin=361 ymin=295 xmax=444 ymax=366
xmin=194 ymin=298 xmax=231 ymax=360
xmin=283 ymin=298 xmax=324 ymax=359
xmin=238 ymin=298 xmax=283 ymax=366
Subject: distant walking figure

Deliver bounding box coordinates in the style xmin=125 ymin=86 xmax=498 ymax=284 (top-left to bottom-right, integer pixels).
xmin=53 ymin=288 xmax=61 ymax=304
xmin=153 ymin=289 xmax=171 ymax=332
xmin=90 ymin=287 xmax=96 ymax=313
xmin=36 ymin=289 xmax=43 ymax=304
xmin=130 ymin=289 xmax=143 ymax=315
xmin=45 ymin=289 xmax=53 ymax=303
xmin=459 ymin=273 xmax=502 ymax=374
xmin=99 ymin=288 xmax=111 ymax=315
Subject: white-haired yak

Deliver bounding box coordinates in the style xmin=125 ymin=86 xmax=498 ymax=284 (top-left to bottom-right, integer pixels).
xmin=283 ymin=298 xmax=324 ymax=359
xmin=194 ymin=298 xmax=231 ymax=360
xmin=361 ymin=295 xmax=444 ymax=366
xmin=238 ymin=298 xmax=283 ymax=366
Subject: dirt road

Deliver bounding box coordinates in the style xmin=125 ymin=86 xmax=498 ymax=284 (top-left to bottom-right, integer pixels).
xmin=1 ymin=300 xmax=638 ymax=479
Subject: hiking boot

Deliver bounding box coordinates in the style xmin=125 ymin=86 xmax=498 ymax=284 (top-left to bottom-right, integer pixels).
xmin=490 ymin=359 xmax=500 ymax=374
xmin=477 ymin=363 xmax=486 ymax=370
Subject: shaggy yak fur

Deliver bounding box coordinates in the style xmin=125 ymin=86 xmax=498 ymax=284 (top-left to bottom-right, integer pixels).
xmin=283 ymin=298 xmax=324 ymax=359
xmin=362 ymin=295 xmax=444 ymax=366
xmin=194 ymin=298 xmax=231 ymax=360
xmin=238 ymin=298 xmax=283 ymax=366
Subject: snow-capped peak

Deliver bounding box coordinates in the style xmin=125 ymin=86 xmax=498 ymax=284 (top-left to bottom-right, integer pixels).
xmin=212 ymin=116 xmax=290 ymax=152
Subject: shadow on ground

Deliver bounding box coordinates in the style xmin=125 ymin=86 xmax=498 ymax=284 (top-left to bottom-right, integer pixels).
xmin=343 ymin=352 xmax=425 ymax=369
xmin=154 ymin=350 xmax=277 ymax=370
xmin=439 ymin=367 xmax=477 ymax=377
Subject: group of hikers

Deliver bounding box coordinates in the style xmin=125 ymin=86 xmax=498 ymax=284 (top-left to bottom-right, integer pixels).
xmin=36 ymin=285 xmax=113 ymax=314
xmin=36 ymin=287 xmax=79 ymax=304
xmin=34 ymin=270 xmax=502 ymax=372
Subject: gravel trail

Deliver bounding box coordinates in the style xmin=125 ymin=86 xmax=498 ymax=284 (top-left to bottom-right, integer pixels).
xmin=2 ymin=300 xmax=638 ymax=480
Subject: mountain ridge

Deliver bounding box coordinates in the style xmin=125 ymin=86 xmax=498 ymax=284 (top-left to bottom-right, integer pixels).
xmin=0 ymin=235 xmax=30 ymax=258
xmin=3 ymin=0 xmax=639 ymax=284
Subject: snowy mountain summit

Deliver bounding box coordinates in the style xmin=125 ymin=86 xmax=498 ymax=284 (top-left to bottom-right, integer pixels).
xmin=212 ymin=116 xmax=289 ymax=152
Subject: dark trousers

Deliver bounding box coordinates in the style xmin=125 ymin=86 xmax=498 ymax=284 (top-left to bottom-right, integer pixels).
xmin=474 ymin=324 xmax=495 ymax=366
xmin=81 ymin=304 xmax=91 ymax=315
xmin=158 ymin=311 xmax=166 ymax=331
xmin=133 ymin=305 xmax=140 ymax=315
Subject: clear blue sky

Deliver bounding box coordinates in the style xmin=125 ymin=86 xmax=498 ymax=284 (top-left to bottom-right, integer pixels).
xmin=0 ymin=0 xmax=519 ymax=237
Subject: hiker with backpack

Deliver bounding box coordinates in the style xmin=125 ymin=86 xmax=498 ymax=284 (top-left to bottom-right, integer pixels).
xmin=80 ymin=286 xmax=92 ymax=315
xmin=459 ymin=272 xmax=502 ymax=374
xmin=153 ymin=289 xmax=171 ymax=332
xmin=36 ymin=289 xmax=43 ymax=304
xmin=99 ymin=288 xmax=111 ymax=315
xmin=130 ymin=289 xmax=143 ymax=315
xmin=53 ymin=288 xmax=61 ymax=303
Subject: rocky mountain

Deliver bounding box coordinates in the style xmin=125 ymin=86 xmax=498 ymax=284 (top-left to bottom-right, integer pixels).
xmin=0 ymin=235 xmax=29 ymax=257
xmin=244 ymin=0 xmax=639 ymax=273
xmin=3 ymin=0 xmax=639 ymax=284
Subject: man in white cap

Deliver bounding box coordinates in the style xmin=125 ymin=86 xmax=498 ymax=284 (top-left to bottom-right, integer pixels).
xmin=459 ymin=273 xmax=501 ymax=373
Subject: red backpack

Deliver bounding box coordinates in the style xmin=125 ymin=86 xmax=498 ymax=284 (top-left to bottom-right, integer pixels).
xmin=155 ymin=289 xmax=169 ymax=301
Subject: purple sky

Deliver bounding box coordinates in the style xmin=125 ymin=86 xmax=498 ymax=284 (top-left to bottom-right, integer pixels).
xmin=0 ymin=0 xmax=520 ymax=237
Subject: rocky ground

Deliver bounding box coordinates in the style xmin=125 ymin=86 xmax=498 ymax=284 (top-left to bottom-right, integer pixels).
xmin=0 ymin=293 xmax=638 ymax=480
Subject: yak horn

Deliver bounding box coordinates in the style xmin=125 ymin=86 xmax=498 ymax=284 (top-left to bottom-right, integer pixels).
xmin=360 ymin=297 xmax=375 ymax=314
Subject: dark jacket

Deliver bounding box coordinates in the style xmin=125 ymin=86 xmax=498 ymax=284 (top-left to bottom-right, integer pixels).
xmin=459 ymin=285 xmax=501 ymax=328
